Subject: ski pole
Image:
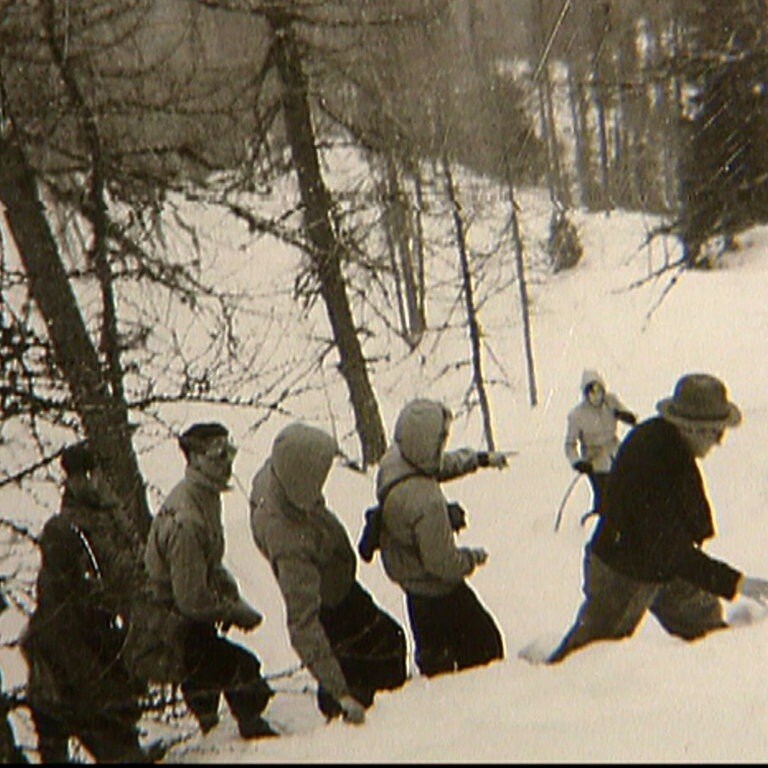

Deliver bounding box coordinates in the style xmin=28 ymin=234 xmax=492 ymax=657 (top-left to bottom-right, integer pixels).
xmin=554 ymin=474 xmax=582 ymax=532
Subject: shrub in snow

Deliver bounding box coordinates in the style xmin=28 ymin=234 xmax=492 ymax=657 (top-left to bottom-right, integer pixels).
xmin=547 ymin=210 xmax=583 ymax=273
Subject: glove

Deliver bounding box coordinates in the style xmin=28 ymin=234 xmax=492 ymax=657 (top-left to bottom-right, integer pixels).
xmin=739 ymin=576 xmax=768 ymax=606
xmin=339 ymin=695 xmax=366 ymax=725
xmin=478 ymin=451 xmax=508 ymax=469
xmin=468 ymin=547 xmax=488 ymax=566
xmin=573 ymin=460 xmax=593 ymax=474
xmin=230 ymin=600 xmax=263 ymax=631
xmin=358 ymin=505 xmax=382 ymax=563
xmin=615 ymin=409 xmax=637 ymax=425
xmin=447 ymin=501 xmax=467 ymax=532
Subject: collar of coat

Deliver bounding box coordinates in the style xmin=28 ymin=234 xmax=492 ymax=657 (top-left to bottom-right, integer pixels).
xmin=185 ymin=465 xmax=227 ymax=496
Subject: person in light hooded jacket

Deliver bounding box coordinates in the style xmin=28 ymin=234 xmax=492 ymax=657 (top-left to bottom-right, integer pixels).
xmin=249 ymin=423 xmax=406 ymax=726
xmin=564 ymin=369 xmax=636 ymax=522
xmin=376 ymin=399 xmax=506 ymax=677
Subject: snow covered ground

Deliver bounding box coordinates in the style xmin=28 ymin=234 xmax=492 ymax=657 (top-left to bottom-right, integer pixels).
xmin=4 ymin=184 xmax=768 ymax=762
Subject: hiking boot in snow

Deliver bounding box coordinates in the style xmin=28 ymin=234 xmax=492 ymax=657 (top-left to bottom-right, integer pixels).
xmin=198 ymin=712 xmax=219 ymax=735
xmin=237 ymin=716 xmax=279 ymax=740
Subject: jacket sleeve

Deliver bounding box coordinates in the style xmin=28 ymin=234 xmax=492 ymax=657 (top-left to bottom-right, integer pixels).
xmin=606 ymin=393 xmax=635 ymax=423
xmin=413 ymin=493 xmax=475 ymax=582
xmin=437 ymin=448 xmax=481 ymax=481
xmin=669 ymin=542 xmax=742 ymax=599
xmin=271 ymin=554 xmax=350 ymax=701
xmin=643 ymin=460 xmax=742 ymax=599
xmin=213 ymin=564 xmax=241 ymax=602
xmin=564 ymin=411 xmax=581 ymax=465
xmin=166 ymin=519 xmax=231 ymax=623
xmin=38 ymin=520 xmax=84 ymax=591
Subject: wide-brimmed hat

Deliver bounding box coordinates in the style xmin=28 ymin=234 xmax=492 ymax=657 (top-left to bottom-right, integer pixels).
xmin=656 ymin=373 xmax=741 ymax=428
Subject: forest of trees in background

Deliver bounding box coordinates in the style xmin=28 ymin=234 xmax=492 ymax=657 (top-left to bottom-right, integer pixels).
xmin=2 ymin=0 xmax=768 ymax=536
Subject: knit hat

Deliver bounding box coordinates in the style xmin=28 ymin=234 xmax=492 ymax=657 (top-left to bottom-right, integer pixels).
xmin=61 ymin=441 xmax=97 ymax=476
xmin=656 ymin=374 xmax=741 ymax=428
xmin=178 ymin=422 xmax=230 ymax=460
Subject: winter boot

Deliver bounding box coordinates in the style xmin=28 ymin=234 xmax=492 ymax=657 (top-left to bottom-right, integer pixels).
xmin=237 ymin=716 xmax=279 ymax=740
xmin=197 ymin=712 xmax=219 ymax=735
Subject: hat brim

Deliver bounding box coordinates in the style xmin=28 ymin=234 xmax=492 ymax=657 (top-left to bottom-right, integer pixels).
xmin=656 ymin=398 xmax=742 ymax=428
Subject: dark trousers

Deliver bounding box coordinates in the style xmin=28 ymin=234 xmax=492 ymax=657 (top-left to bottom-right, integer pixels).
xmin=548 ymin=548 xmax=727 ymax=663
xmin=406 ymin=582 xmax=504 ymax=678
xmin=316 ymin=582 xmax=407 ymax=718
xmin=588 ymin=472 xmax=610 ymax=515
xmin=181 ymin=624 xmax=273 ymax=732
xmin=0 ymin=689 xmax=25 ymax=764
xmin=30 ymin=706 xmax=144 ymax=764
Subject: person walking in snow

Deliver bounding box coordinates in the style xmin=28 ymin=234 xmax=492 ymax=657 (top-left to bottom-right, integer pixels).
xmin=133 ymin=423 xmax=276 ymax=740
xmin=376 ymin=398 xmax=507 ymax=678
xmin=547 ymin=373 xmax=768 ymax=664
xmin=564 ymin=369 xmax=636 ymax=524
xmin=250 ymin=422 xmax=407 ymax=727
xmin=21 ymin=442 xmax=151 ymax=764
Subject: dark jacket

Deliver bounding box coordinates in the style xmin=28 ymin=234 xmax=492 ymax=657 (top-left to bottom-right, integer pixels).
xmin=592 ymin=417 xmax=742 ymax=598
xmin=21 ymin=481 xmax=140 ymax=717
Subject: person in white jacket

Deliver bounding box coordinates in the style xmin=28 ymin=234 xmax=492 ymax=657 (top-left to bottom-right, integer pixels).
xmin=564 ymin=370 xmax=636 ymax=524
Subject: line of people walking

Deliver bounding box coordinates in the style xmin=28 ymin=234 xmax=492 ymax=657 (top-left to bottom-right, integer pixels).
xmin=15 ymin=372 xmax=768 ymax=761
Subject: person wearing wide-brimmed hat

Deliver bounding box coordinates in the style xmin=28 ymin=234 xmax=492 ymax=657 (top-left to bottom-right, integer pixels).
xmin=546 ymin=373 xmax=768 ymax=664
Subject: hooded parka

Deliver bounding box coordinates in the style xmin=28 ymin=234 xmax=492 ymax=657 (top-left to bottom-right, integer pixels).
xmin=564 ymin=370 xmax=630 ymax=473
xmin=376 ymin=399 xmax=484 ymax=597
xmin=250 ymin=424 xmax=356 ymax=703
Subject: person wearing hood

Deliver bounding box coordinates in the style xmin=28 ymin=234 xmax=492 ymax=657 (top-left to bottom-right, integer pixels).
xmin=565 ymin=370 xmax=636 ymax=523
xmin=375 ymin=399 xmax=507 ymax=678
xmin=249 ymin=422 xmax=407 ymax=727
xmin=547 ymin=374 xmax=768 ymax=663
xmin=137 ymin=423 xmax=276 ymax=740
xmin=21 ymin=442 xmax=152 ymax=763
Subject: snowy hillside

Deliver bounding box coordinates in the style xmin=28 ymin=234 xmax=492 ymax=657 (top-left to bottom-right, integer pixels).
xmin=4 ymin=182 xmax=768 ymax=762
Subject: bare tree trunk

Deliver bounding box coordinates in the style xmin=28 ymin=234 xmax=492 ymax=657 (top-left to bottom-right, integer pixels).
xmin=375 ymin=155 xmax=409 ymax=338
xmin=42 ymin=0 xmax=128 ymax=409
xmin=661 ymin=15 xmax=684 ymax=212
xmin=268 ymin=12 xmax=386 ymax=466
xmin=504 ymin=161 xmax=538 ymax=407
xmin=0 ymin=132 xmax=151 ymax=536
xmin=588 ymin=0 xmax=613 ymax=213
xmin=385 ymin=152 xmax=424 ymax=348
xmin=442 ymin=158 xmax=496 ymax=450
xmin=543 ymin=65 xmax=571 ymax=208
xmin=536 ymin=81 xmax=558 ymax=207
xmin=410 ymin=163 xmax=427 ymax=325
xmin=567 ymin=64 xmax=587 ymax=208
xmin=592 ymin=76 xmax=612 ymax=212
